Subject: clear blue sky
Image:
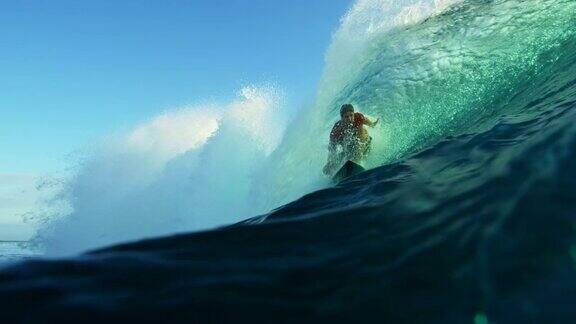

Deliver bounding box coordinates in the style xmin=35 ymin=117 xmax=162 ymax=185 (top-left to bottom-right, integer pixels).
xmin=1 ymin=0 xmax=353 ymax=175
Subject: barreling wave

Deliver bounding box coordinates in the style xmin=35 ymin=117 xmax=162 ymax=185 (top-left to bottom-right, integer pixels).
xmin=323 ymin=0 xmax=576 ymax=166
xmin=4 ymin=0 xmax=576 ymax=322
xmin=29 ymin=0 xmax=576 ymax=259
xmin=251 ymin=0 xmax=576 ymax=213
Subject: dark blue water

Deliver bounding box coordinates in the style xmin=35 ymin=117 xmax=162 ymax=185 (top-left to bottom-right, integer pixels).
xmin=2 ymin=0 xmax=576 ymax=323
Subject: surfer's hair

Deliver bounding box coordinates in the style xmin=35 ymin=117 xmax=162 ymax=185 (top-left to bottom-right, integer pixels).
xmin=340 ymin=104 xmax=354 ymax=117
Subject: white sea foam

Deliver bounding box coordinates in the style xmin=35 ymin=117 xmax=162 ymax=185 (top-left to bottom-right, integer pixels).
xmin=33 ymin=86 xmax=289 ymax=255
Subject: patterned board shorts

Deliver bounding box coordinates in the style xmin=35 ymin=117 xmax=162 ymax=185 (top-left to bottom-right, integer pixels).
xmin=343 ymin=136 xmax=372 ymax=161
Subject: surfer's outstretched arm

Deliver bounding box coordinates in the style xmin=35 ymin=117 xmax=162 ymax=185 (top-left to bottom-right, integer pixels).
xmin=366 ymin=118 xmax=379 ymax=127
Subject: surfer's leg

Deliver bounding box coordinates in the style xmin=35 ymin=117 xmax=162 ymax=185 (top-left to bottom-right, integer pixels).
xmin=363 ymin=136 xmax=372 ymax=157
xmin=350 ymin=142 xmax=364 ymax=162
xmin=324 ymin=150 xmax=346 ymax=175
xmin=350 ymin=137 xmax=371 ymax=162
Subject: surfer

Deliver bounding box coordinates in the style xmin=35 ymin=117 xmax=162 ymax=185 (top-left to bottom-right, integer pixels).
xmin=323 ymin=104 xmax=379 ymax=175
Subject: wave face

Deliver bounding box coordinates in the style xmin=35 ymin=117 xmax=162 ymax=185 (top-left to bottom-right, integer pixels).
xmin=4 ymin=0 xmax=576 ymax=322
xmin=326 ymin=0 xmax=576 ymax=164
xmin=30 ymin=0 xmax=470 ymax=257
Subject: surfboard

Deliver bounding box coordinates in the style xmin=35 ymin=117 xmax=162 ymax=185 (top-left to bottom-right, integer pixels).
xmin=332 ymin=160 xmax=365 ymax=182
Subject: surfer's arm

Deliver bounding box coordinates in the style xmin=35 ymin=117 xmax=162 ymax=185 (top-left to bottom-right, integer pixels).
xmin=365 ymin=117 xmax=379 ymax=127
xmin=358 ymin=113 xmax=378 ymax=127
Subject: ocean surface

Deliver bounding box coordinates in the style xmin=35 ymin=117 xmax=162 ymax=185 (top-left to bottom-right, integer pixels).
xmin=2 ymin=0 xmax=576 ymax=322
xmin=0 ymin=242 xmax=39 ymax=266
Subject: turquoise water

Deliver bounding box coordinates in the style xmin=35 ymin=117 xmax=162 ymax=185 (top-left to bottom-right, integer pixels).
xmin=328 ymin=0 xmax=576 ymax=167
xmin=28 ymin=0 xmax=576 ymax=258
xmin=2 ymin=0 xmax=576 ymax=322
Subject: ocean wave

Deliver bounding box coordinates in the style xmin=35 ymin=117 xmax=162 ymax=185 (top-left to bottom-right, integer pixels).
xmin=6 ymin=1 xmax=576 ymax=321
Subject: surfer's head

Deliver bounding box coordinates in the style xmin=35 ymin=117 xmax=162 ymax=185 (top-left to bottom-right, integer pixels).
xmin=340 ymin=104 xmax=355 ymax=123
